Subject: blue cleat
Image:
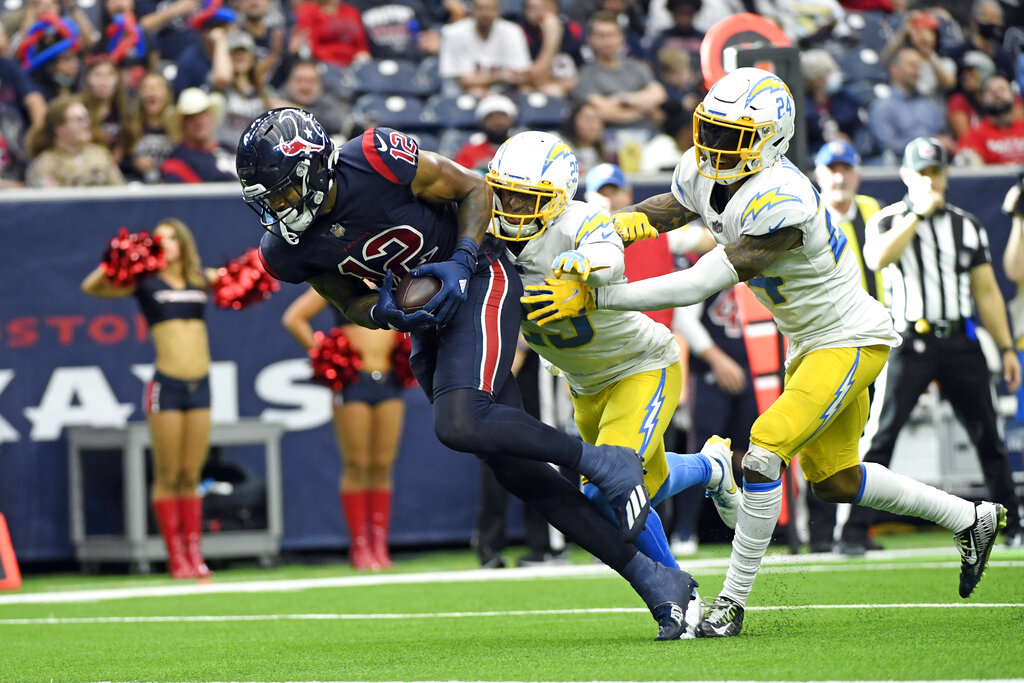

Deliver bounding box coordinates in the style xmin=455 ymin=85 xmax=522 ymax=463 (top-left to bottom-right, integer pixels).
xmin=579 ymin=444 xmax=650 ymax=542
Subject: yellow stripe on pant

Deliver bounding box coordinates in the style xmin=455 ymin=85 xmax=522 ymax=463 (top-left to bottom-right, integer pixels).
xmin=572 ymin=361 xmax=682 ymax=496
xmin=750 ymin=344 xmax=889 ymax=483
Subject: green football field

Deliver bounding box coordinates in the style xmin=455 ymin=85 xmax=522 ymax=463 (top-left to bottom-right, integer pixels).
xmin=2 ymin=531 xmax=1022 ymax=683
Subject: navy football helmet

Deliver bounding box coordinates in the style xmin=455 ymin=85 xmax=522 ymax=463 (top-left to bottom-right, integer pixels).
xmin=236 ymin=108 xmax=337 ymax=244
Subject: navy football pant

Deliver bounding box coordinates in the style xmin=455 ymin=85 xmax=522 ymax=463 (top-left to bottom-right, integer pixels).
xmin=411 ymin=249 xmax=583 ymax=470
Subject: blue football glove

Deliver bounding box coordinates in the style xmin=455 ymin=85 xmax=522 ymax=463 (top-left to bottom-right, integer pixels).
xmin=411 ymin=237 xmax=478 ymax=325
xmin=370 ymin=269 xmax=438 ymax=332
xmin=552 ymin=250 xmax=592 ymax=280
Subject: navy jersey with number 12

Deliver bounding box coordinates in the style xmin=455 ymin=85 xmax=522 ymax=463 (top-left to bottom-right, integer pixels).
xmin=258 ymin=128 xmax=459 ymax=286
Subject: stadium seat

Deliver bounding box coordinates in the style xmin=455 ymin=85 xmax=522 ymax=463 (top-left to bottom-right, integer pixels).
xmin=408 ymin=131 xmax=439 ymax=152
xmin=319 ymin=62 xmax=358 ymax=101
xmin=423 ymin=94 xmax=481 ymax=131
xmin=351 ymin=59 xmax=436 ymax=97
xmin=514 ymin=92 xmax=570 ymax=129
xmin=353 ymin=94 xmax=429 ymax=132
xmin=437 ymin=128 xmax=477 ymax=159
xmin=842 ymin=11 xmax=892 ymax=53
xmin=834 ymin=46 xmax=888 ymax=84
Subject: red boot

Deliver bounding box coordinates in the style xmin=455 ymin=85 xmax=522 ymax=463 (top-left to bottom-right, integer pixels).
xmin=153 ymin=499 xmax=195 ymax=579
xmin=341 ymin=491 xmax=378 ymax=570
xmin=179 ymin=497 xmax=213 ymax=578
xmin=368 ymin=489 xmax=393 ymax=569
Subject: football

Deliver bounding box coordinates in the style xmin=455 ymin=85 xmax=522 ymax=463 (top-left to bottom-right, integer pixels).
xmin=395 ymin=273 xmax=442 ymax=313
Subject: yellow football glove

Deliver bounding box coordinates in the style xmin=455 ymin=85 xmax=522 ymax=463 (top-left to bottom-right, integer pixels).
xmin=552 ymin=250 xmax=592 ymax=280
xmin=521 ymin=278 xmax=596 ymax=326
xmin=613 ymin=212 xmax=658 ymax=244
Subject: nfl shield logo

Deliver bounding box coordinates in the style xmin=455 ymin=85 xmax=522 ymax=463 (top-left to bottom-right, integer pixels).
xmin=711 ymin=219 xmax=724 ymax=233
xmin=330 ymin=224 xmax=346 ymax=238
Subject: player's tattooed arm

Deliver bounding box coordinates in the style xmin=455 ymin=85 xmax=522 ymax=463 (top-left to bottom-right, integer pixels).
xmin=619 ymin=192 xmax=700 ymax=234
xmin=724 ymin=227 xmax=803 ymax=281
xmin=308 ymin=271 xmax=379 ymax=329
xmin=411 ymin=150 xmax=492 ymax=245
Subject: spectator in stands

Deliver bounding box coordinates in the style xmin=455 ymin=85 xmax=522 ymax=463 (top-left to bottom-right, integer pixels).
xmin=572 ymin=12 xmax=666 ymax=129
xmin=160 ymin=86 xmax=235 ymax=182
xmin=639 ymin=98 xmax=692 ymax=173
xmin=293 ymin=0 xmax=371 ymax=68
xmin=356 ymin=0 xmax=441 ymax=61
xmin=19 ymin=13 xmax=83 ymax=101
xmin=282 ymin=288 xmax=407 ymax=569
xmin=234 ymin=0 xmax=288 ymax=86
xmin=437 ymin=0 xmax=531 ymax=97
xmin=654 ymin=45 xmax=701 ymax=110
xmin=0 ymin=54 xmax=46 ymax=181
xmin=516 ymin=0 xmax=583 ymax=97
xmin=280 ymin=59 xmax=348 ymax=138
xmin=648 ymin=0 xmax=704 ymax=69
xmin=800 ymin=48 xmax=842 ymax=154
xmin=948 ymin=50 xmax=998 ymax=140
xmin=136 ymin=0 xmax=203 ymax=62
xmin=945 ymin=0 xmax=1015 ymax=83
xmin=25 ymin=95 xmax=125 ymax=186
xmin=10 ymin=0 xmax=96 ymax=55
xmin=96 ymin=0 xmax=154 ymax=76
xmin=126 ymin=71 xmax=178 ymax=183
xmin=881 ymin=10 xmax=956 ymax=98
xmin=868 ymin=46 xmax=948 ymax=162
xmin=172 ymin=3 xmax=236 ymax=94
xmin=213 ymin=30 xmax=277 ymax=149
xmin=453 ymin=92 xmax=517 ymax=173
xmin=956 ymin=74 xmax=1024 ymax=165
xmin=559 ymin=99 xmax=609 ymax=179
xmin=82 ymin=57 xmax=132 ymax=167
xmin=81 ymin=217 xmax=218 ymax=578
xmin=594 ymin=0 xmax=646 ymax=58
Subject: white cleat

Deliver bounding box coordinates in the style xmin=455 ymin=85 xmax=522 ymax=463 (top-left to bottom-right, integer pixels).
xmin=702 ymin=435 xmax=740 ymax=530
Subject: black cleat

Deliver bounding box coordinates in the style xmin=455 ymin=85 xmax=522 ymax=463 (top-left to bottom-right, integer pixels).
xmin=695 ymin=595 xmax=744 ymax=638
xmin=625 ymin=553 xmax=699 ymax=641
xmin=581 ymin=444 xmax=650 ymax=542
xmin=956 ymin=501 xmax=1006 ymax=598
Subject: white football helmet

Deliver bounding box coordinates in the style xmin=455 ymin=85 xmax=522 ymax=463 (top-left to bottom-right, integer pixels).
xmin=486 ymin=131 xmax=579 ymax=242
xmin=693 ymin=67 xmax=796 ymax=184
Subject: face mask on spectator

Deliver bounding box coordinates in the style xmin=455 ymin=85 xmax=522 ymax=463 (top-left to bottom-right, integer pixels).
xmin=976 ymin=22 xmax=1003 ymax=41
xmin=825 ymin=71 xmax=843 ymax=95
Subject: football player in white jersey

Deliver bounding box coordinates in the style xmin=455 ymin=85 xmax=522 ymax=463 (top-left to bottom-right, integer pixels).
xmin=486 ymin=131 xmax=741 ymax=637
xmin=523 ymin=67 xmax=1008 ymax=637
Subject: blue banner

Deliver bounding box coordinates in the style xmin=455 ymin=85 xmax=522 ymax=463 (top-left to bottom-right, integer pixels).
xmin=0 ymin=168 xmax=1020 ymax=562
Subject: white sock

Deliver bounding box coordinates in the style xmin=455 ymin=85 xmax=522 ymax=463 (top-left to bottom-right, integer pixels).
xmin=858 ymin=463 xmax=975 ymax=533
xmin=720 ymin=480 xmax=783 ymax=607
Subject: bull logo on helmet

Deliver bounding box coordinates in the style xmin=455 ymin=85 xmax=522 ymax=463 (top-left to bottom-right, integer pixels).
xmin=274 ymin=109 xmax=326 ymax=157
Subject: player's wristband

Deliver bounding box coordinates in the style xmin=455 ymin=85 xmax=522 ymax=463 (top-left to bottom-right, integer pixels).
xmin=909 ymin=210 xmax=927 ymax=221
xmin=453 ymin=237 xmax=479 ymax=265
xmin=1000 ymin=345 xmax=1016 ymax=355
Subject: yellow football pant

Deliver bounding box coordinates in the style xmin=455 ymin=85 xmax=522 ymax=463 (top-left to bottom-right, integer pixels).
xmin=572 ymin=361 xmax=681 ymax=496
xmin=749 ymin=345 xmax=890 ymax=483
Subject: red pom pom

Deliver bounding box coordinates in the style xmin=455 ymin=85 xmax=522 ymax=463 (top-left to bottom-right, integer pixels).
xmin=102 ymin=227 xmax=166 ymax=286
xmin=390 ymin=333 xmax=417 ymax=388
xmin=309 ymin=328 xmax=363 ymax=392
xmin=212 ymin=248 xmax=280 ymax=310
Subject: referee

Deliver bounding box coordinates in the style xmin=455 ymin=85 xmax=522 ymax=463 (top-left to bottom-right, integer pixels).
xmin=839 ymin=137 xmax=1024 ymax=553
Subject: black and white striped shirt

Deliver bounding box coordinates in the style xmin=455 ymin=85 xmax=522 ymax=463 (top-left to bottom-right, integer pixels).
xmin=866 ymin=200 xmax=991 ymax=333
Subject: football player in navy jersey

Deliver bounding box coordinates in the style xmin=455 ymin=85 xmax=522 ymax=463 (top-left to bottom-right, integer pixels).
xmin=236 ymin=107 xmax=699 ymax=640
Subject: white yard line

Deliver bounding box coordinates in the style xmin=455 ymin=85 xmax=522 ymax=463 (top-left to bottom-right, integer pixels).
xmin=1 ymin=546 xmax=1020 ymax=606
xmin=1 ymin=602 xmax=1023 ymax=626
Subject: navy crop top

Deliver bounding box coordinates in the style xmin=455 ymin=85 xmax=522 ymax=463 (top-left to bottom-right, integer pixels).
xmin=134 ymin=275 xmax=208 ymax=326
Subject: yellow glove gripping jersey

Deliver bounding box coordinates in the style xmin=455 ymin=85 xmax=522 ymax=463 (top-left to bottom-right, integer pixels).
xmin=509 ymin=201 xmax=681 ymax=395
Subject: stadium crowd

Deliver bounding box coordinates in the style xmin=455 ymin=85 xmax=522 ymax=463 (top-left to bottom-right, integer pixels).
xmin=1 ymin=0 xmax=1023 ymax=188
